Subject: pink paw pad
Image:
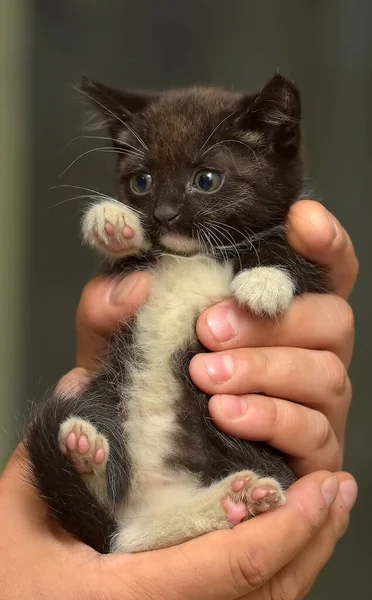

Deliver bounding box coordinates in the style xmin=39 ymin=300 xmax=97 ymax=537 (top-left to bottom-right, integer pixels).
xmin=223 ymin=499 xmax=248 ymax=525
xmin=94 ymin=447 xmax=106 ymax=465
xmin=98 ymin=221 xmax=135 ymax=252
xmin=123 ymin=225 xmax=134 ymax=239
xmin=104 ymin=221 xmax=115 ymax=236
xmin=59 ymin=419 xmax=109 ymax=476
xmin=251 ymin=487 xmax=269 ymax=501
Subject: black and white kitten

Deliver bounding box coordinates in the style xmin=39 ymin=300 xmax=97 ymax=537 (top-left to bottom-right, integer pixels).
xmin=26 ymin=74 xmax=329 ymax=555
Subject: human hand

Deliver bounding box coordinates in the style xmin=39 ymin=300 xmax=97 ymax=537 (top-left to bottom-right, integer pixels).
xmin=190 ymin=200 xmax=358 ymax=476
xmin=0 ymin=447 xmax=357 ymax=599
xmin=7 ymin=198 xmax=357 ymax=599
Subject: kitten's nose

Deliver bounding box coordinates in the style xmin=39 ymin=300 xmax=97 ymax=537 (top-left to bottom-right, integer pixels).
xmin=153 ymin=205 xmax=180 ymax=226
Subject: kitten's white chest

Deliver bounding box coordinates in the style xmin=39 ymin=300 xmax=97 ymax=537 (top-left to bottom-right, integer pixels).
xmin=119 ymin=255 xmax=232 ymax=517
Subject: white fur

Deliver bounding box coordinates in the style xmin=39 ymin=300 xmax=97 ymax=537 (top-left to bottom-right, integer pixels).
xmin=114 ymin=255 xmax=233 ymax=541
xmin=160 ymin=232 xmax=199 ymax=253
xmin=231 ymin=266 xmax=295 ymax=317
xmin=81 ymin=200 xmax=150 ymax=257
xmin=113 ymin=470 xmax=284 ymax=553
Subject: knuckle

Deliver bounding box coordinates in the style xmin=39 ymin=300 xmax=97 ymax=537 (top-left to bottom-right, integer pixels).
xmin=231 ymin=546 xmax=270 ymax=591
xmin=311 ymin=411 xmax=333 ymax=451
xmin=331 ymin=296 xmax=355 ymax=349
xmin=270 ymin=568 xmax=304 ymax=600
xmin=319 ymin=352 xmax=348 ymax=396
xmin=251 ymin=348 xmax=272 ymax=380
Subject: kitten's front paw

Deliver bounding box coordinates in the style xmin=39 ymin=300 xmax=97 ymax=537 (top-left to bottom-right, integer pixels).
xmin=230 ymin=266 xmax=295 ymax=317
xmin=58 ymin=417 xmax=109 ymax=475
xmin=82 ymin=200 xmax=150 ymax=257
xmin=222 ymin=471 xmax=285 ymax=525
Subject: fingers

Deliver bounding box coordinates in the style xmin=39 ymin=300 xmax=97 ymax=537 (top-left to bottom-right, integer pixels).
xmin=196 ymin=292 xmax=355 ymax=367
xmin=267 ymin=472 xmax=355 ymax=600
xmin=247 ymin=472 xmax=356 ymax=600
xmin=191 ymin=346 xmax=350 ymax=434
xmin=210 ymin=394 xmax=342 ymax=475
xmin=76 ymin=271 xmax=152 ymax=371
xmin=287 ymin=200 xmax=359 ymax=299
xmin=55 ymin=367 xmax=92 ymax=398
xmin=190 ymin=345 xmax=351 ymax=474
xmin=123 ymin=472 xmax=356 ymax=600
xmin=191 ymin=346 xmax=349 ymax=409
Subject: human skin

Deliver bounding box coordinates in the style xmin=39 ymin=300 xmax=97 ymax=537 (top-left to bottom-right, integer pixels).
xmin=0 ymin=200 xmax=359 ymax=599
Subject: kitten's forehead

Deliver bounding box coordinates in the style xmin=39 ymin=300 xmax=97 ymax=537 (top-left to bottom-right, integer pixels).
xmin=122 ymin=87 xmax=241 ymax=161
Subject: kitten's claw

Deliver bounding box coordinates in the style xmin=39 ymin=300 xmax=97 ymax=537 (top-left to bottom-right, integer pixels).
xmin=82 ymin=200 xmax=150 ymax=257
xmin=222 ymin=472 xmax=285 ymax=525
xmin=230 ymin=266 xmax=295 ymax=317
xmin=59 ymin=418 xmax=109 ymax=475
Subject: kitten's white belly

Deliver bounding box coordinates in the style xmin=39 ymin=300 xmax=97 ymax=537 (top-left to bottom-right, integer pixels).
xmin=115 ymin=254 xmax=232 ymax=522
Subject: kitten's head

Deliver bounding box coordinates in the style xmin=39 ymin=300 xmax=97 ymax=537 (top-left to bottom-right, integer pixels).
xmin=80 ymin=74 xmax=302 ymax=255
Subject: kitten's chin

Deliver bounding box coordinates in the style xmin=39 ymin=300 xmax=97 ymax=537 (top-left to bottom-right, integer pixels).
xmin=160 ymin=233 xmax=199 ymax=254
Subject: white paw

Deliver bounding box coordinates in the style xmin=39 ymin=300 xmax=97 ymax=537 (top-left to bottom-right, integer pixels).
xmin=222 ymin=471 xmax=285 ymax=524
xmin=81 ymin=200 xmax=150 ymax=257
xmin=230 ymin=267 xmax=295 ymax=317
xmin=58 ymin=417 xmax=109 ymax=475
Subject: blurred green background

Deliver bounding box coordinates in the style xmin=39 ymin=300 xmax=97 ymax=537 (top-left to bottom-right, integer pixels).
xmin=1 ymin=1 xmax=371 ymax=597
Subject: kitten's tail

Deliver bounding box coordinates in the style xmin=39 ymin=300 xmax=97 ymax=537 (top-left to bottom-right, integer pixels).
xmin=25 ymin=392 xmax=118 ymax=554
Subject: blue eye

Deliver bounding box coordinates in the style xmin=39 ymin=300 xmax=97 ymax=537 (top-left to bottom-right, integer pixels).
xmin=194 ymin=170 xmax=223 ymax=193
xmin=130 ymin=172 xmax=153 ymax=194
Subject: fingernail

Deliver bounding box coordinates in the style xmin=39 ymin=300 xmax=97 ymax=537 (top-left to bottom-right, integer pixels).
xmin=110 ymin=272 xmax=141 ymax=305
xmin=327 ymin=211 xmax=338 ymax=240
xmin=219 ymin=394 xmax=247 ymax=419
xmin=340 ymin=479 xmax=358 ymax=511
xmin=203 ymin=354 xmax=234 ymax=383
xmin=321 ymin=475 xmax=340 ymax=507
xmin=206 ymin=307 xmax=239 ymax=342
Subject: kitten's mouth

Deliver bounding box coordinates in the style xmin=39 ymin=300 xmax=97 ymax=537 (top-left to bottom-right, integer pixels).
xmin=160 ymin=232 xmax=199 ymax=254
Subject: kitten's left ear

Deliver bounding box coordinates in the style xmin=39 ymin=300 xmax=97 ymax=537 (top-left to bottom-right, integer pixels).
xmin=237 ymin=74 xmax=301 ymax=157
xmin=78 ymin=77 xmax=157 ymax=138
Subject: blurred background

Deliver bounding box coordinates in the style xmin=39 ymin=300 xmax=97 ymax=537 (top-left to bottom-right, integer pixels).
xmin=1 ymin=1 xmax=371 ymax=597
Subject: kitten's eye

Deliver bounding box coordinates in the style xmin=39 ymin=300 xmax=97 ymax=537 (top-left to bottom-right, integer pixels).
xmin=130 ymin=172 xmax=153 ymax=194
xmin=194 ymin=170 xmax=223 ymax=193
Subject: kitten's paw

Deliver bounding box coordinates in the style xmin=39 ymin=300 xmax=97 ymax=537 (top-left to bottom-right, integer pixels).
xmin=82 ymin=200 xmax=150 ymax=257
xmin=58 ymin=417 xmax=109 ymax=475
xmin=222 ymin=471 xmax=285 ymax=525
xmin=230 ymin=267 xmax=295 ymax=317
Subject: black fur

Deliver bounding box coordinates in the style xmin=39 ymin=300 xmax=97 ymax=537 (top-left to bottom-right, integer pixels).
xmin=26 ymin=74 xmax=330 ymax=553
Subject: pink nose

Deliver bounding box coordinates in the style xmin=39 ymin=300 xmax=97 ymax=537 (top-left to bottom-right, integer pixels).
xmin=153 ymin=205 xmax=180 ymax=225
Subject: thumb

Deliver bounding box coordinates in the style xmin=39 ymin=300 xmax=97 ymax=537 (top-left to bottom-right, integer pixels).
xmin=118 ymin=471 xmax=347 ymax=600
xmin=76 ymin=271 xmax=152 ymax=371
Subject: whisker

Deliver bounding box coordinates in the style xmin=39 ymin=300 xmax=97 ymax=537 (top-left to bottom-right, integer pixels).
xmin=208 ymin=223 xmax=243 ymax=272
xmin=77 ymin=86 xmax=149 ymax=151
xmin=199 ymin=110 xmax=236 ymax=152
xmin=209 ymin=220 xmax=261 ymax=264
xmin=48 ymin=185 xmax=145 ymax=216
xmin=59 ymin=146 xmax=143 ymax=178
xmin=63 ymin=135 xmax=145 ymax=156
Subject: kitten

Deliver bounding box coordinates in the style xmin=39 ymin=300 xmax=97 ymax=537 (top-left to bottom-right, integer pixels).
xmin=26 ymin=74 xmax=329 ymax=554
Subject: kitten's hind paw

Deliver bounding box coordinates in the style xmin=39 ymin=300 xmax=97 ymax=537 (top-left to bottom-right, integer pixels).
xmin=230 ymin=266 xmax=295 ymax=317
xmin=58 ymin=418 xmax=109 ymax=475
xmin=222 ymin=472 xmax=285 ymax=525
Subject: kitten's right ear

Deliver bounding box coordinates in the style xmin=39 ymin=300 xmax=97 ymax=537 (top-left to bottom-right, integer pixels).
xmin=236 ymin=74 xmax=301 ymax=157
xmin=78 ymin=77 xmax=156 ymax=137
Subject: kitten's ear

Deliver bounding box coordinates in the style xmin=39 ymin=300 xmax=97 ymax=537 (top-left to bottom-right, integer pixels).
xmin=237 ymin=74 xmax=301 ymax=157
xmin=78 ymin=77 xmax=156 ymax=137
